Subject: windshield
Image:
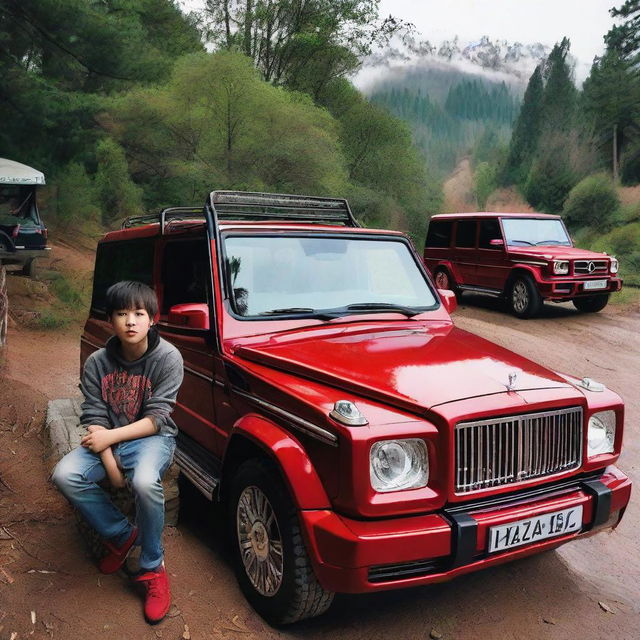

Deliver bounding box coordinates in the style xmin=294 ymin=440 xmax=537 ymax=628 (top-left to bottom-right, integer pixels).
xmin=224 ymin=235 xmax=438 ymax=318
xmin=501 ymin=218 xmax=571 ymax=246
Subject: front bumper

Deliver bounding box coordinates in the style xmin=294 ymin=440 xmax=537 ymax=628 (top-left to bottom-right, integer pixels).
xmin=537 ymin=276 xmax=622 ymax=300
xmin=300 ymin=466 xmax=631 ymax=593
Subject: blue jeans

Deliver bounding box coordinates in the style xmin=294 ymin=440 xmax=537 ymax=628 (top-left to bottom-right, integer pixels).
xmin=52 ymin=435 xmax=176 ymax=572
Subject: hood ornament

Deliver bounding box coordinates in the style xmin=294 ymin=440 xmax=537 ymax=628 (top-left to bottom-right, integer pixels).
xmin=506 ymin=371 xmax=518 ymax=391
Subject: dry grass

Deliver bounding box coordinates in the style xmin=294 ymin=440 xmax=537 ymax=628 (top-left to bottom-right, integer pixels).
xmin=617 ymin=184 xmax=640 ymax=207
xmin=485 ymin=187 xmax=535 ymax=213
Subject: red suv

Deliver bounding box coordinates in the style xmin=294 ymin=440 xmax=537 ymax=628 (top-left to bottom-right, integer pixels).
xmin=82 ymin=193 xmax=631 ymax=623
xmin=423 ymin=212 xmax=622 ymax=318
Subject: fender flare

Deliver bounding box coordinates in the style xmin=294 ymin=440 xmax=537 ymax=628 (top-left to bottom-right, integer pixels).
xmin=505 ymin=265 xmax=541 ymax=289
xmin=222 ymin=413 xmax=331 ymax=510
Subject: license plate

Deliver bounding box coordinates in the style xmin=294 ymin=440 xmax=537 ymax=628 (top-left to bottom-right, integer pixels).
xmin=583 ymin=279 xmax=607 ymax=290
xmin=488 ymin=505 xmax=583 ymax=553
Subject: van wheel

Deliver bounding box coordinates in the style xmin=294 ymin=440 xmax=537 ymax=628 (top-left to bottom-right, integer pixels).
xmin=573 ymin=294 xmax=609 ymax=313
xmin=508 ymin=275 xmax=541 ymax=318
xmin=228 ymin=459 xmax=334 ymax=625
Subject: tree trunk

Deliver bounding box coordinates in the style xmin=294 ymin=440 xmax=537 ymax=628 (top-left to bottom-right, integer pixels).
xmin=0 ymin=263 xmax=7 ymax=350
xmin=613 ymin=123 xmax=619 ymax=183
xmin=244 ymin=0 xmax=253 ymax=57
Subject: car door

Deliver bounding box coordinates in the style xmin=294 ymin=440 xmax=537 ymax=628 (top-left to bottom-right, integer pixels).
xmin=157 ymin=235 xmax=224 ymax=458
xmin=452 ymin=219 xmax=478 ymax=285
xmin=476 ymin=217 xmax=509 ymax=290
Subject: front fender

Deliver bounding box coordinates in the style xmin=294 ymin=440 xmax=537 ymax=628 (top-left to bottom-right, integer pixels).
xmin=225 ymin=413 xmax=331 ymax=510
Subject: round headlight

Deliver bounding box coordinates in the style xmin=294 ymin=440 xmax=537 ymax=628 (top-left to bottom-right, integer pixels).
xmin=610 ymin=258 xmax=619 ymax=274
xmin=370 ymin=439 xmax=428 ymax=492
xmin=587 ymin=411 xmax=616 ymax=456
xmin=553 ymin=260 xmax=569 ymax=275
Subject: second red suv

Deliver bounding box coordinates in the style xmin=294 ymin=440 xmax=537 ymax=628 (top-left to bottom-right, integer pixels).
xmin=423 ymin=212 xmax=622 ymax=318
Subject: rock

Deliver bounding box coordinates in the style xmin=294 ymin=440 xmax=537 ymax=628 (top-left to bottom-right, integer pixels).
xmin=430 ymin=630 xmax=442 ymax=639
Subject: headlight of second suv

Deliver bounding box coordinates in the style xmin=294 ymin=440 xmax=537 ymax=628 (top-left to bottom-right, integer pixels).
xmin=553 ymin=260 xmax=570 ymax=275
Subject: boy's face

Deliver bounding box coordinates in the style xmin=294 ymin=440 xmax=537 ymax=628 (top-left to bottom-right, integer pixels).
xmin=110 ymin=307 xmax=152 ymax=347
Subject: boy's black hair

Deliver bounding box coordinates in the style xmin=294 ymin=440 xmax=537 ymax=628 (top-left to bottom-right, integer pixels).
xmin=106 ymin=281 xmax=158 ymax=319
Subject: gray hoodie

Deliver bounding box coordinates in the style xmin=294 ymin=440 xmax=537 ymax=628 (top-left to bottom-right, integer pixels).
xmin=80 ymin=328 xmax=184 ymax=437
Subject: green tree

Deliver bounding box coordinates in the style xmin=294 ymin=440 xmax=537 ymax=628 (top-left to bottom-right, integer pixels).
xmin=562 ymin=173 xmax=620 ymax=228
xmin=202 ymin=0 xmax=406 ymax=95
xmin=94 ymin=139 xmax=144 ymax=224
xmin=474 ymin=162 xmax=497 ymax=209
xmin=503 ymin=66 xmax=543 ymax=185
xmin=54 ymin=162 xmax=101 ymax=228
xmin=541 ymin=38 xmax=577 ymax=133
xmin=0 ymin=0 xmax=203 ymax=171
xmin=106 ymin=52 xmax=349 ymax=208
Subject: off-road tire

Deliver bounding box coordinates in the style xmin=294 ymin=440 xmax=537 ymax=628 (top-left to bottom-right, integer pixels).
xmin=507 ymin=275 xmax=541 ymax=319
xmin=228 ymin=459 xmax=334 ymax=625
xmin=573 ymin=294 xmax=609 ymax=313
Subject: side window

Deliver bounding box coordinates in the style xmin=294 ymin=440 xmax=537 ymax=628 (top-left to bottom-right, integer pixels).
xmin=92 ymin=239 xmax=155 ymax=313
xmin=455 ymin=221 xmax=477 ymax=248
xmin=478 ymin=218 xmax=503 ymax=249
xmin=161 ymin=238 xmax=210 ymax=314
xmin=425 ymin=220 xmax=453 ymax=248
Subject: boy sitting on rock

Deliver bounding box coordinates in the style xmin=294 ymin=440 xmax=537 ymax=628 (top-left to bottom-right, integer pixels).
xmin=52 ymin=280 xmax=184 ymax=624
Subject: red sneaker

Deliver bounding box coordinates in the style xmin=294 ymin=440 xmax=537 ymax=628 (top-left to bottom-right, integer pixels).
xmin=98 ymin=527 xmax=138 ymax=574
xmin=134 ymin=565 xmax=171 ymax=624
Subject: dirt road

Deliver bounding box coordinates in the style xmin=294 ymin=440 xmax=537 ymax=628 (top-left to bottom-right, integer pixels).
xmin=1 ymin=295 xmax=638 ymax=640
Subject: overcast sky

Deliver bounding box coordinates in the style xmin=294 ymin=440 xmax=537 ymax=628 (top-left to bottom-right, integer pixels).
xmin=377 ymin=0 xmax=616 ymax=65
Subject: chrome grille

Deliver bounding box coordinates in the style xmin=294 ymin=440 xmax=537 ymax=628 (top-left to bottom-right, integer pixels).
xmin=455 ymin=407 xmax=583 ymax=493
xmin=574 ymin=260 xmax=608 ymax=275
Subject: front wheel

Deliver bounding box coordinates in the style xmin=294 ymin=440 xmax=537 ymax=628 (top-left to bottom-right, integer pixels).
xmin=507 ymin=275 xmax=541 ymax=318
xmin=573 ymin=294 xmax=609 ymax=313
xmin=229 ymin=459 xmax=334 ymax=625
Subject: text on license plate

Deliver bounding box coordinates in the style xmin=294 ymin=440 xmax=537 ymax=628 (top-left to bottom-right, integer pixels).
xmin=488 ymin=505 xmax=583 ymax=553
xmin=583 ymin=279 xmax=607 ymax=290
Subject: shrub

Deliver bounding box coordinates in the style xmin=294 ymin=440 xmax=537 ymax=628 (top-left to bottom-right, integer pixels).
xmin=54 ymin=163 xmax=102 ymax=229
xmin=474 ymin=162 xmax=498 ymax=210
xmin=562 ymin=173 xmax=620 ymax=228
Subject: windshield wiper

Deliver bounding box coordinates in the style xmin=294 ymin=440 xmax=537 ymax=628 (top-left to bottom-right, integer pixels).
xmin=510 ymin=239 xmax=534 ymax=245
xmin=535 ymin=240 xmax=566 ymax=245
xmin=258 ymin=307 xmax=337 ymax=320
xmin=342 ymin=303 xmax=422 ymax=318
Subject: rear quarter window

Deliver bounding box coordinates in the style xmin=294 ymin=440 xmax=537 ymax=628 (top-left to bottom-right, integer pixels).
xmin=91 ymin=239 xmax=155 ymax=313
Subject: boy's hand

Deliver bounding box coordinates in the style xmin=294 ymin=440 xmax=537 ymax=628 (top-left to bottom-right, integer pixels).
xmin=87 ymin=425 xmax=106 ymax=434
xmin=81 ymin=428 xmax=114 ymax=453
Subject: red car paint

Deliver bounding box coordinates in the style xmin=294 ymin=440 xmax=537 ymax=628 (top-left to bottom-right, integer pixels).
xmin=423 ymin=212 xmax=622 ymax=317
xmin=82 ymin=198 xmax=630 ymax=620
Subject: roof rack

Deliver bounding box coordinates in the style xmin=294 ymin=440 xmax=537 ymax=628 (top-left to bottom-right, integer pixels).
xmin=208 ymin=191 xmax=360 ymax=227
xmin=121 ymin=207 xmax=206 ymax=233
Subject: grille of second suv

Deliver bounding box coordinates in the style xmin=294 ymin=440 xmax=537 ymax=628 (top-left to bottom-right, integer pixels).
xmin=573 ymin=260 xmax=608 ymax=275
xmin=455 ymin=407 xmax=583 ymax=493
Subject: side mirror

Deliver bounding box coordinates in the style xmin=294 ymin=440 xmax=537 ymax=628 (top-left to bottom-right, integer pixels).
xmin=168 ymin=303 xmax=210 ymax=329
xmin=438 ymin=289 xmax=457 ymax=315
xmin=489 ymin=238 xmax=504 ymax=247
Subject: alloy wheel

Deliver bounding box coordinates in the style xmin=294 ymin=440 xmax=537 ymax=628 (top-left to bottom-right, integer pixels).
xmin=236 ymin=485 xmax=284 ymax=597
xmin=511 ymin=280 xmax=529 ymax=313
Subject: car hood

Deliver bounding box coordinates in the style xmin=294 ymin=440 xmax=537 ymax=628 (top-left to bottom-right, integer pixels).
xmin=231 ymin=321 xmax=571 ymax=413
xmin=508 ymin=246 xmax=611 ymax=261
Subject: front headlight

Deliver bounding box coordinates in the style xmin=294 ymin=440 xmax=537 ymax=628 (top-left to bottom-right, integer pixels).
xmin=587 ymin=410 xmax=616 ymax=456
xmin=370 ymin=439 xmax=428 ymax=492
xmin=553 ymin=260 xmax=569 ymax=275
xmin=610 ymin=258 xmax=619 ymax=274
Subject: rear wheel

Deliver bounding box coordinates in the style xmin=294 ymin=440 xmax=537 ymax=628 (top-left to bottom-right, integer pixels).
xmin=573 ymin=294 xmax=609 ymax=313
xmin=229 ymin=459 xmax=334 ymax=625
xmin=508 ymin=275 xmax=541 ymax=319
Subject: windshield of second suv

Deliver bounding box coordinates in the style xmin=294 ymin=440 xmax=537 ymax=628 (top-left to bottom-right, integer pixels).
xmin=224 ymin=235 xmax=438 ymax=318
xmin=501 ymin=218 xmax=571 ymax=247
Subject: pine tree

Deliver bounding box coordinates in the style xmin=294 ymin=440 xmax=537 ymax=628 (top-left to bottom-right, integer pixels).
xmin=541 ymin=38 xmax=577 ymax=133
xmin=503 ymin=66 xmax=544 ymax=185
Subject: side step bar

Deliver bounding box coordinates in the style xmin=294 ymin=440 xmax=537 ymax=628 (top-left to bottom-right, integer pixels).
xmin=458 ymin=285 xmax=503 ymax=298
xmin=174 ymin=432 xmax=221 ymax=501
